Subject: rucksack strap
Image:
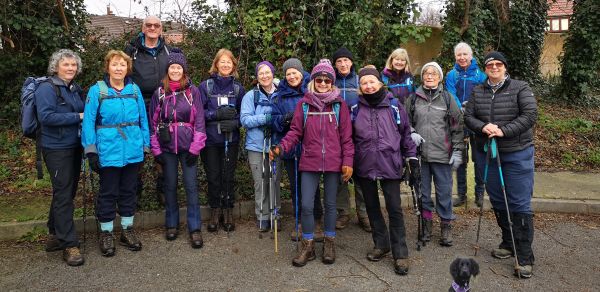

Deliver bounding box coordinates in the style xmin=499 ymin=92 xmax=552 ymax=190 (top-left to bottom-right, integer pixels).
xmin=302 ymin=102 xmax=340 ymax=128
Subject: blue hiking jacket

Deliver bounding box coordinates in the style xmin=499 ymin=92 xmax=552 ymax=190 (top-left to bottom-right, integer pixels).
xmin=35 ymin=76 xmax=84 ymax=149
xmin=241 ymin=85 xmax=276 ymax=153
xmin=271 ymin=71 xmax=310 ymax=159
xmin=335 ymin=68 xmax=359 ymax=110
xmin=81 ymin=77 xmax=150 ymax=168
xmin=445 ymin=58 xmax=487 ymax=109
xmin=199 ymin=74 xmax=246 ymax=147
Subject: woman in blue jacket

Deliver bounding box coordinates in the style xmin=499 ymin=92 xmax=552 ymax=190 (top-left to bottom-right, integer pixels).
xmin=240 ymin=61 xmax=281 ymax=232
xmin=82 ymin=50 xmax=150 ymax=257
xmin=199 ymin=49 xmax=246 ymax=233
xmin=353 ymin=66 xmax=417 ymax=275
xmin=271 ymin=58 xmax=324 ymax=242
xmin=36 ymin=49 xmax=85 ymax=266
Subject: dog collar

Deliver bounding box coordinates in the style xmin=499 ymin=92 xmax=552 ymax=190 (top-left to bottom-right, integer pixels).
xmin=452 ymin=281 xmax=470 ymax=292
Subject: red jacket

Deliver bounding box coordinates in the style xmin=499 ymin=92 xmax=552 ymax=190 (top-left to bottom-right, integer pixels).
xmin=280 ymin=94 xmax=354 ymax=172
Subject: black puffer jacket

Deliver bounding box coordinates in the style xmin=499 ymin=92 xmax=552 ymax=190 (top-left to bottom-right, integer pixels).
xmin=124 ymin=35 xmax=171 ymax=102
xmin=464 ymin=77 xmax=537 ymax=152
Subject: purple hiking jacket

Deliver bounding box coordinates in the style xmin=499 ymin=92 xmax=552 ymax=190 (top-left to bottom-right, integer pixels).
xmin=150 ymin=84 xmax=207 ymax=156
xmin=279 ymin=93 xmax=354 ymax=172
xmin=353 ymin=92 xmax=417 ymax=180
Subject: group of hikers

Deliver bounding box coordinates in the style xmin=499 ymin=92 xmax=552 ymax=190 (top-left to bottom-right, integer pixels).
xmin=35 ymin=15 xmax=537 ymax=279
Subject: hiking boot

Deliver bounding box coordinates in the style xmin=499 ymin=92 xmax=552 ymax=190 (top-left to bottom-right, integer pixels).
xmin=165 ymin=228 xmax=178 ymax=241
xmin=492 ymin=247 xmax=513 ymax=259
xmin=394 ymin=258 xmax=410 ymax=275
xmin=422 ymin=219 xmax=432 ymax=242
xmin=45 ymin=234 xmax=61 ymax=252
xmin=207 ymin=208 xmax=220 ymax=232
xmin=190 ymin=231 xmax=203 ymax=249
xmin=290 ymin=224 xmax=302 ymax=241
xmin=358 ymin=215 xmax=372 ymax=233
xmin=475 ymin=193 xmax=484 ymax=208
xmin=514 ymin=264 xmax=533 ymax=278
xmin=120 ymin=227 xmax=142 ymax=251
xmin=63 ymin=247 xmax=84 ymax=266
xmin=292 ymin=239 xmax=316 ymax=267
xmin=322 ymin=236 xmax=336 ymax=264
xmin=222 ymin=208 xmax=235 ymax=232
xmin=366 ymin=248 xmax=390 ymax=262
xmin=314 ymin=221 xmax=325 ymax=242
xmin=99 ymin=231 xmax=115 ymax=257
xmin=439 ymin=222 xmax=453 ymax=247
xmin=453 ymin=194 xmax=467 ymax=207
xmin=336 ymin=214 xmax=350 ymax=230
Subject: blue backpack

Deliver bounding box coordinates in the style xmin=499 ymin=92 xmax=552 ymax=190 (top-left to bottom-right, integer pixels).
xmin=20 ymin=76 xmax=62 ymax=179
xmin=302 ymin=102 xmax=341 ymax=128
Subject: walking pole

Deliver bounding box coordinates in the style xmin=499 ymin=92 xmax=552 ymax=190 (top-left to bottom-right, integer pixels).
xmin=491 ymin=138 xmax=521 ymax=277
xmin=224 ymin=131 xmax=232 ymax=238
xmin=294 ymin=154 xmax=299 ymax=249
xmin=81 ymin=154 xmax=87 ymax=254
xmin=259 ymin=137 xmax=267 ymax=239
xmin=474 ymin=139 xmax=492 ymax=256
xmin=408 ymin=154 xmax=425 ymax=251
xmin=270 ymin=155 xmax=279 ymax=254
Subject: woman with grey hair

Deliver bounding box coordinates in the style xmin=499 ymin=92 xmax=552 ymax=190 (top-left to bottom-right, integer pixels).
xmin=35 ymin=49 xmax=85 ymax=266
xmin=405 ymin=62 xmax=464 ymax=247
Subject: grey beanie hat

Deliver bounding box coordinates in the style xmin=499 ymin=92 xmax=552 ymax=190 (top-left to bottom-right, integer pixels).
xmin=282 ymin=58 xmax=304 ymax=75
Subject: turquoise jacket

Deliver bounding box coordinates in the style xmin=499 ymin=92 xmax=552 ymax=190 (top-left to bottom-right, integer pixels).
xmin=81 ymin=78 xmax=150 ymax=167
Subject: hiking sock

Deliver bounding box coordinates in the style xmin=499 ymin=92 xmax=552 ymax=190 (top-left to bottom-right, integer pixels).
xmin=100 ymin=221 xmax=114 ymax=232
xmin=302 ymin=233 xmax=314 ymax=240
xmin=121 ymin=216 xmax=134 ymax=229
xmin=324 ymin=231 xmax=336 ymax=238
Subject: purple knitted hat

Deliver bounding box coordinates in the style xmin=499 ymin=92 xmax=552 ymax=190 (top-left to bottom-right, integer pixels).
xmin=167 ymin=49 xmax=188 ymax=73
xmin=255 ymin=60 xmax=275 ymax=77
xmin=311 ymin=59 xmax=336 ymax=83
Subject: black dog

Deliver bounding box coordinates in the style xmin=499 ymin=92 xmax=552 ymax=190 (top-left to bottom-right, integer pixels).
xmin=449 ymin=257 xmax=480 ymax=292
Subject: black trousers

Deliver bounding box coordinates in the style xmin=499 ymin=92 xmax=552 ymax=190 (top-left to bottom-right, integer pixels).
xmin=43 ymin=147 xmax=82 ymax=248
xmin=201 ymin=144 xmax=239 ymax=209
xmin=97 ymin=163 xmax=141 ymax=222
xmin=357 ymin=177 xmax=408 ymax=259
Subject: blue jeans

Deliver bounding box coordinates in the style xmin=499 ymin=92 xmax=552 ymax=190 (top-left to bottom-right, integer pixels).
xmin=420 ymin=161 xmax=454 ymax=221
xmin=284 ymin=159 xmax=323 ymax=220
xmin=456 ymin=137 xmax=484 ymax=196
xmin=474 ymin=146 xmax=534 ymax=213
xmin=300 ymin=172 xmax=339 ymax=239
xmin=162 ymin=152 xmax=201 ymax=232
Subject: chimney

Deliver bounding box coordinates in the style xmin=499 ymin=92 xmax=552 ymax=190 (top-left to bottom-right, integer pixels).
xmin=106 ymin=6 xmax=114 ymax=16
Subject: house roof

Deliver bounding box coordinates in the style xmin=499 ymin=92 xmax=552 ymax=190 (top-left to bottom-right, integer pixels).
xmin=547 ymin=0 xmax=573 ymax=17
xmin=88 ymin=15 xmax=142 ymax=43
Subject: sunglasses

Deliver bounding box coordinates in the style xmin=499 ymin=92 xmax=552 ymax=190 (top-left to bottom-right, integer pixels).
xmin=315 ymin=77 xmax=332 ymax=85
xmin=145 ymin=23 xmax=161 ymax=29
xmin=485 ymin=62 xmax=504 ymax=69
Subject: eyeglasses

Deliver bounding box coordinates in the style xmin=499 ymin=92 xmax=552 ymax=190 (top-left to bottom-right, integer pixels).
xmin=145 ymin=23 xmax=161 ymax=29
xmin=485 ymin=62 xmax=504 ymax=69
xmin=423 ymin=72 xmax=439 ymax=77
xmin=315 ymin=77 xmax=332 ymax=85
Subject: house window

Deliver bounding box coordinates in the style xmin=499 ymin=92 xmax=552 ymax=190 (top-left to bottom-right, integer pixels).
xmin=546 ymin=17 xmax=569 ymax=32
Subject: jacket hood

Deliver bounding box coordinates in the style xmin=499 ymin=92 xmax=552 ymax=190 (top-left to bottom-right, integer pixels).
xmin=453 ymin=57 xmax=481 ymax=74
xmin=102 ymin=74 xmax=135 ymax=87
xmin=335 ymin=66 xmax=357 ymax=80
xmin=382 ymin=68 xmax=411 ymax=82
xmin=301 ymin=88 xmax=343 ymax=108
xmin=131 ymin=33 xmax=166 ymax=51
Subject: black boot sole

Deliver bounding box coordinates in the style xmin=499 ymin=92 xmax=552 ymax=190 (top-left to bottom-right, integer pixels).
xmin=101 ymin=249 xmax=115 ymax=257
xmin=119 ymin=241 xmax=142 ymax=251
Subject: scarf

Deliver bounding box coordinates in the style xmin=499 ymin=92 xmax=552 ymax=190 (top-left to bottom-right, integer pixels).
xmin=488 ymin=74 xmax=509 ymax=93
xmin=307 ymin=87 xmax=340 ymax=112
xmin=169 ymin=80 xmax=181 ymax=93
xmin=363 ymin=87 xmax=387 ymax=107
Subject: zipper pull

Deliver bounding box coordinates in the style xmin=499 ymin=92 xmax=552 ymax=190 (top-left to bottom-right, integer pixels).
xmin=329 ymin=113 xmax=332 ymax=123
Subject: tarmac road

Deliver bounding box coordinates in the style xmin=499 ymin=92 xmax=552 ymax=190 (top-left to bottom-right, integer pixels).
xmin=0 ymin=210 xmax=599 ymax=291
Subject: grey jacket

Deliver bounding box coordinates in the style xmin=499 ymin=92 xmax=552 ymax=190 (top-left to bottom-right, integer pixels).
xmin=405 ymin=85 xmax=464 ymax=163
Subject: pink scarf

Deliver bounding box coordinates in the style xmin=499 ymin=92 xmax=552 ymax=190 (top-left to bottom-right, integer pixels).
xmin=169 ymin=80 xmax=181 ymax=93
xmin=307 ymin=87 xmax=340 ymax=111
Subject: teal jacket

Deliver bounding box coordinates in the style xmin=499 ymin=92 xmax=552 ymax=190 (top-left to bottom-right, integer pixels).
xmin=81 ymin=78 xmax=150 ymax=167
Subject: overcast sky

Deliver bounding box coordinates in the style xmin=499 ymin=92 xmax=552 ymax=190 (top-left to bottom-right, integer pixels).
xmin=85 ymin=0 xmax=444 ymax=18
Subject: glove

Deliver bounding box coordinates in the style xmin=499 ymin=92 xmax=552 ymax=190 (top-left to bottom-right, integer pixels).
xmin=407 ymin=158 xmax=421 ymax=186
xmin=449 ymin=150 xmax=463 ymax=170
xmin=269 ymin=145 xmax=281 ymax=161
xmin=154 ymin=153 xmax=166 ymax=166
xmin=87 ymin=153 xmax=100 ymax=173
xmin=341 ymin=166 xmax=353 ymax=182
xmin=185 ymin=152 xmax=198 ymax=166
xmin=216 ymin=106 xmax=237 ymax=120
xmin=283 ymin=112 xmax=294 ymax=127
xmin=264 ymin=113 xmax=272 ymax=125
xmin=219 ymin=119 xmax=238 ymax=132
xmin=410 ymin=132 xmax=425 ymax=147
